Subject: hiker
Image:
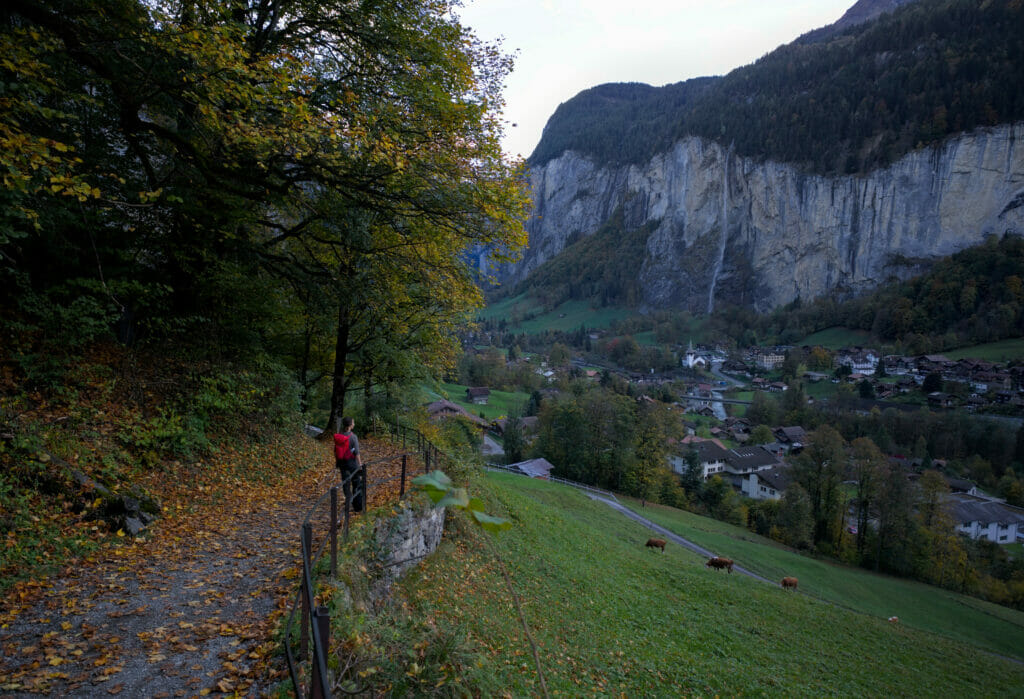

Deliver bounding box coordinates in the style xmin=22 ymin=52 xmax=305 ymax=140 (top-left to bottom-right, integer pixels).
xmin=334 ymin=417 xmax=364 ymax=512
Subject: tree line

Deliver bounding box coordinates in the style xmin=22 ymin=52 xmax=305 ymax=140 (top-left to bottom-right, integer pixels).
xmin=0 ymin=0 xmax=529 ymax=436
xmin=531 ymin=0 xmax=1024 ymax=175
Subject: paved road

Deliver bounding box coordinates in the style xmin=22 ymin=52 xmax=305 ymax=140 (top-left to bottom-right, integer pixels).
xmin=710 ymin=361 xmax=746 ymax=388
xmin=587 ymin=494 xmax=775 ymax=584
xmin=481 ymin=434 xmax=504 ymax=458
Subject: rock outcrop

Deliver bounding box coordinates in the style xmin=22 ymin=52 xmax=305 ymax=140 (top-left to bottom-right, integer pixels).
xmin=513 ymin=124 xmax=1024 ymax=312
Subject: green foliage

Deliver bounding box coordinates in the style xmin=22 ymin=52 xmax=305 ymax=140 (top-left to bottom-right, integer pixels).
xmin=531 ymin=0 xmax=1024 ymax=176
xmin=511 ymin=210 xmax=657 ymax=309
xmin=413 ymin=470 xmax=511 ymax=533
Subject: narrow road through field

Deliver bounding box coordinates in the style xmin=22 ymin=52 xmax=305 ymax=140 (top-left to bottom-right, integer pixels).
xmin=587 ymin=494 xmax=775 ymax=584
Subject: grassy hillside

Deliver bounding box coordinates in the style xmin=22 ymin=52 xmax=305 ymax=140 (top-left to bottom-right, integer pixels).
xmin=799 ymin=326 xmax=875 ymax=349
xmin=944 ymin=337 xmax=1024 ymax=362
xmin=479 ymin=295 xmax=634 ymax=334
xmin=621 ymin=499 xmax=1024 ymax=660
xmin=384 ymin=472 xmax=1024 ymax=695
xmin=435 ymin=382 xmax=530 ymax=420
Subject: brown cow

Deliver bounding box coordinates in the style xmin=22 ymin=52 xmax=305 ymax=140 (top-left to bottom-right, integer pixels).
xmin=645 ymin=538 xmax=666 ymax=552
xmin=781 ymin=576 xmax=798 ymax=590
xmin=705 ymin=556 xmax=733 ymax=573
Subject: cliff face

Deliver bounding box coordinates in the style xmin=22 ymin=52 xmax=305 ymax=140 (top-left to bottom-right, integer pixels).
xmin=514 ymin=124 xmax=1024 ymax=312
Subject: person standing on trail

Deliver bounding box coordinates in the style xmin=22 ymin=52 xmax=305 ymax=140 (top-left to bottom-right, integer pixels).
xmin=334 ymin=417 xmax=364 ymax=512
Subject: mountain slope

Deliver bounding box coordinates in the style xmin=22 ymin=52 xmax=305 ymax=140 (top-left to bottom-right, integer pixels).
xmin=509 ymin=0 xmax=1024 ymax=312
xmin=385 ymin=472 xmax=1024 ymax=695
xmin=530 ymin=0 xmax=1024 ymax=175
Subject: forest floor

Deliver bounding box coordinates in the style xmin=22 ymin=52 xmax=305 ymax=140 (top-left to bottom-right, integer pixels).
xmin=0 ymin=434 xmax=407 ymax=697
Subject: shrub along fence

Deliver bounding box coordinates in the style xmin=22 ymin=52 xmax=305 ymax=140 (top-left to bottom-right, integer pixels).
xmin=282 ymin=421 xmax=453 ymax=698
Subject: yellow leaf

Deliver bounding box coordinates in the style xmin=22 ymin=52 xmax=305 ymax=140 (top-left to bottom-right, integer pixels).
xmin=48 ymin=657 xmax=63 ymax=666
xmin=116 ymin=529 xmax=125 ymax=537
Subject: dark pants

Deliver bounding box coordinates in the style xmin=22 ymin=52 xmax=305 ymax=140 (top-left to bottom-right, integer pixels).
xmin=338 ymin=458 xmax=364 ymax=512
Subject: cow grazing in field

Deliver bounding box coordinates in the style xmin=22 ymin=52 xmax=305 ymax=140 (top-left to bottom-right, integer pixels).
xmin=781 ymin=576 xmax=798 ymax=590
xmin=888 ymin=616 xmax=899 ymax=623
xmin=645 ymin=538 xmax=666 ymax=552
xmin=705 ymin=556 xmax=733 ymax=573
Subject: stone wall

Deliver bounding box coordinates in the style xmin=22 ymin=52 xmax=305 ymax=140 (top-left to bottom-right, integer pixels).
xmin=368 ymin=503 xmax=446 ymax=606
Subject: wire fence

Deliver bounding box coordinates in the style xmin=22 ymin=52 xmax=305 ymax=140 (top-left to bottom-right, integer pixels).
xmin=282 ymin=421 xmax=452 ymax=698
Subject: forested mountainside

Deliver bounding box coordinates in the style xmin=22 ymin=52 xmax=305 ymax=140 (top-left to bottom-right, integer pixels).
xmin=530 ymin=0 xmax=1024 ymax=175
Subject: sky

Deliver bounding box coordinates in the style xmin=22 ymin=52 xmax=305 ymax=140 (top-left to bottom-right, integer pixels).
xmin=455 ymin=0 xmax=857 ymax=160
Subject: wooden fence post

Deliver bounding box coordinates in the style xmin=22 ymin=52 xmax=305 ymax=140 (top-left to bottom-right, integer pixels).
xmin=329 ymin=487 xmax=338 ymax=578
xmin=300 ymin=522 xmax=312 ymax=661
xmin=311 ymin=606 xmax=331 ymax=699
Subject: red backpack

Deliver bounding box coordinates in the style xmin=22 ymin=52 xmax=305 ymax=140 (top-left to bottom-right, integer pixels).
xmin=333 ymin=433 xmax=353 ymax=460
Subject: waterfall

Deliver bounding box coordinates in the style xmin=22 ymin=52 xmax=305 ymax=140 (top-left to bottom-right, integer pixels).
xmin=706 ymin=144 xmax=732 ymax=314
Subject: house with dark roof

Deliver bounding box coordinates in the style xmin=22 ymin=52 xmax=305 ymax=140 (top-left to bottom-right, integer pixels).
xmin=948 ymin=494 xmax=1024 ymax=544
xmin=466 ymin=386 xmax=491 ymax=404
xmin=773 ymin=426 xmax=806 ymax=449
xmin=507 ymin=458 xmax=554 ymax=480
xmin=741 ymin=465 xmax=793 ymax=500
xmin=424 ymin=399 xmax=489 ymax=429
xmin=671 ymin=440 xmax=782 ymax=481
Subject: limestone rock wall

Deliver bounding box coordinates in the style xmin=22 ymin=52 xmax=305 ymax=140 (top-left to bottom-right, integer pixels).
xmin=513 ymin=124 xmax=1024 ymax=311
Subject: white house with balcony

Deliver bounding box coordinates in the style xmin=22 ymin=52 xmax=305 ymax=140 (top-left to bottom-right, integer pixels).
xmin=948 ymin=494 xmax=1024 ymax=544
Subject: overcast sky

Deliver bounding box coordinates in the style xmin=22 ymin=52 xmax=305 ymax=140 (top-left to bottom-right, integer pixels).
xmin=455 ymin=0 xmax=856 ymax=160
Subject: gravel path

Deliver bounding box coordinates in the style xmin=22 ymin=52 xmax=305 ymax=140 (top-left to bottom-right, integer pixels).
xmin=0 ymin=460 xmax=339 ymax=697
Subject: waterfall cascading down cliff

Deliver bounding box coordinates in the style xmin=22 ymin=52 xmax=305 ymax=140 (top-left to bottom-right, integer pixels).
xmin=706 ymin=144 xmax=731 ymax=314
xmin=511 ymin=125 xmax=1024 ymax=312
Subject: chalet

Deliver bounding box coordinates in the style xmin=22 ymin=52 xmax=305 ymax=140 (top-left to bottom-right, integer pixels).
xmin=768 ymin=382 xmax=788 ymax=393
xmin=915 ymin=354 xmax=953 ymax=374
xmin=466 ymin=387 xmax=491 ymax=404
xmin=425 ymin=399 xmax=465 ymax=420
xmin=741 ymin=465 xmax=793 ymax=501
xmin=927 ymin=392 xmax=956 ymax=408
xmin=425 ymin=400 xmax=490 ymax=429
xmin=948 ymin=494 xmax=1024 ymax=544
xmin=773 ymin=426 xmax=806 ymax=448
xmin=507 ymin=458 xmax=554 ymax=480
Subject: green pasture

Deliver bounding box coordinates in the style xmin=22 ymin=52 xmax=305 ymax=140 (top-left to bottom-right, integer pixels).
xmin=438 ymin=382 xmax=530 ymax=420
xmin=800 ymin=327 xmax=875 ymax=350
xmin=480 ymin=295 xmax=635 ymax=334
xmin=944 ymin=337 xmax=1024 ymax=362
xmin=631 ymin=330 xmax=658 ymax=346
xmin=386 ymin=473 xmax=1024 ymax=696
xmin=621 ymin=498 xmax=1024 ymax=661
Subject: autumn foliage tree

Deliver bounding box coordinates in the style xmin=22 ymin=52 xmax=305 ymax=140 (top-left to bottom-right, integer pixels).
xmin=0 ymin=0 xmax=529 ymax=430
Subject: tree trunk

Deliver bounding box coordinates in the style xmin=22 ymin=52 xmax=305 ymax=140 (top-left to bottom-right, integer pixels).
xmin=325 ymin=303 xmax=351 ymax=436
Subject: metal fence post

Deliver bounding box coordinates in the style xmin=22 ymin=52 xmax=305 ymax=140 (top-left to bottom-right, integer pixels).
xmin=300 ymin=522 xmax=312 ymax=661
xmin=360 ymin=460 xmax=368 ymax=511
xmin=330 ymin=486 xmax=338 ymax=578
xmin=400 ymin=454 xmax=407 ymax=499
xmin=343 ymin=489 xmax=351 ymax=540
xmin=311 ymin=606 xmax=331 ymax=699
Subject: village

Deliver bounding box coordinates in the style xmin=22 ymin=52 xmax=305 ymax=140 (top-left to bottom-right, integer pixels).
xmin=427 ymin=339 xmax=1024 ymax=549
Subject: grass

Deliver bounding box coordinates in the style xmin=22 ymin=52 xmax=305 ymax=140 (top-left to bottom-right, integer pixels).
xmin=387 ymin=472 xmax=1024 ymax=696
xmin=620 ymin=498 xmax=1024 ymax=661
xmin=800 ymin=327 xmax=875 ymax=349
xmin=479 ymin=295 xmax=635 ymax=334
xmin=944 ymin=337 xmax=1024 ymax=362
xmin=438 ymin=382 xmax=530 ymax=420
